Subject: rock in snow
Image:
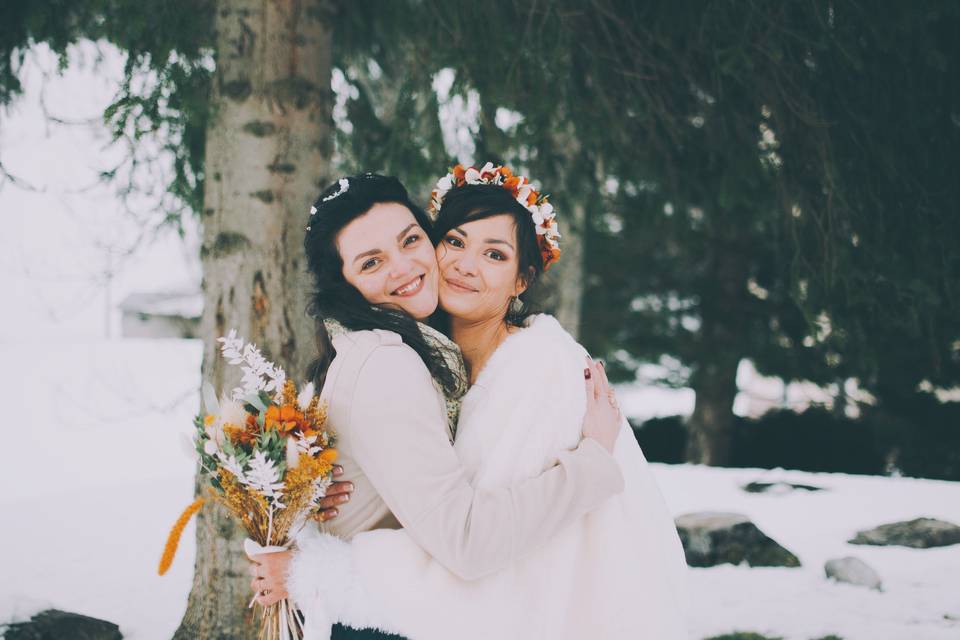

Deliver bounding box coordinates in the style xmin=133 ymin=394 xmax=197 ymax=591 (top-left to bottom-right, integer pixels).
xmin=848 ymin=517 xmax=960 ymax=549
xmin=742 ymin=480 xmax=825 ymax=494
xmin=825 ymin=556 xmax=883 ymax=591
xmin=3 ymin=609 xmax=123 ymax=640
xmin=675 ymin=511 xmax=802 ymax=568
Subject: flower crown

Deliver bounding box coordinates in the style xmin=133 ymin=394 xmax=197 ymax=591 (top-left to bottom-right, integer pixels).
xmin=428 ymin=162 xmax=561 ymax=270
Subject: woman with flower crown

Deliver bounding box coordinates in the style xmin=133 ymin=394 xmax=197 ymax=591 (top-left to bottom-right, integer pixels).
xmin=246 ymin=172 xmax=628 ymax=640
xmin=248 ymin=166 xmax=689 ymax=639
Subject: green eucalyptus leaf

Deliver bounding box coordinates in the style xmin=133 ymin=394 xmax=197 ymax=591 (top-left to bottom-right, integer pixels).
xmin=245 ymin=393 xmax=266 ymax=413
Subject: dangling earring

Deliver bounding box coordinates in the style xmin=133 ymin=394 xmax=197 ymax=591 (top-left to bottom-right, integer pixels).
xmin=510 ymin=296 xmax=524 ymax=314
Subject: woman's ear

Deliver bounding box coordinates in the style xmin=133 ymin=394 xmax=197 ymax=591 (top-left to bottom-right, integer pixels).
xmin=514 ymin=266 xmax=535 ymax=297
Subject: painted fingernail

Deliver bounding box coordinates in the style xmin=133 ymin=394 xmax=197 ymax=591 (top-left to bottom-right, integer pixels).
xmin=340 ymin=494 xmax=350 ymax=503
xmin=329 ymin=509 xmax=338 ymax=517
xmin=346 ymin=483 xmax=354 ymax=491
xmin=584 ymin=368 xmax=592 ymax=379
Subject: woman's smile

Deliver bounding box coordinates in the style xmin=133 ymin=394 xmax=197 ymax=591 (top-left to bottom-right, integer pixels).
xmin=442 ymin=276 xmax=479 ymax=293
xmin=392 ymin=274 xmax=425 ymax=297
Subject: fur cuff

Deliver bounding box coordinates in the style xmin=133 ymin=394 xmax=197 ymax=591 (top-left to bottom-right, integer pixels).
xmin=287 ymin=526 xmax=398 ymax=638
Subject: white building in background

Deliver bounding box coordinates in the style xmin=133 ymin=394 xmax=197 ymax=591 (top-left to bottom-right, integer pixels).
xmin=119 ymin=290 xmax=202 ymax=339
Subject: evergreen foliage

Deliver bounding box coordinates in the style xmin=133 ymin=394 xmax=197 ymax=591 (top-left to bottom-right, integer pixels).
xmin=2 ymin=1 xmax=957 ymax=466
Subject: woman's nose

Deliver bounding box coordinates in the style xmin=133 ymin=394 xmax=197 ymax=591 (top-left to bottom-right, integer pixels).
xmin=454 ymin=252 xmax=478 ymax=276
xmin=389 ymin=253 xmax=415 ymax=279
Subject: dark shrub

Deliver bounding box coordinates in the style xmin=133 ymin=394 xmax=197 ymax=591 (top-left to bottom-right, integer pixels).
xmin=631 ymin=399 xmax=960 ymax=481
xmin=630 ymin=416 xmax=687 ymax=463
xmin=730 ymin=408 xmax=887 ymax=475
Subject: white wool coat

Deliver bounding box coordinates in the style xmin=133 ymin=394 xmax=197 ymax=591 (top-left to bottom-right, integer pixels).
xmin=289 ymin=315 xmax=689 ymax=639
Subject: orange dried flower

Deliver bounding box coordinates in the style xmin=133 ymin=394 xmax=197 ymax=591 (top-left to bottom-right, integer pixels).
xmin=264 ymin=405 xmax=280 ymax=427
xmin=282 ymin=379 xmax=298 ymax=406
xmin=265 ymin=404 xmax=307 ymax=434
xmin=158 ymin=497 xmax=205 ymax=575
xmin=224 ymin=420 xmax=259 ymax=445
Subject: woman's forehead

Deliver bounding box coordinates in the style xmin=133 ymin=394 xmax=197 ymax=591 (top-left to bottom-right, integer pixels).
xmin=454 ymin=213 xmax=516 ymax=237
xmin=337 ymin=203 xmax=418 ymax=254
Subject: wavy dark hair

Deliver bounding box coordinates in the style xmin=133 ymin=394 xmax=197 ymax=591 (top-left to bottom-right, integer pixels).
xmin=430 ymin=183 xmax=545 ymax=328
xmin=303 ymin=173 xmax=462 ymax=395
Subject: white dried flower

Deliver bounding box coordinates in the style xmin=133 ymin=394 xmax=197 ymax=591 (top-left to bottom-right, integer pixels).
xmin=217 ymin=452 xmax=248 ymax=484
xmin=217 ymin=331 xmax=286 ymax=401
xmin=219 ymin=397 xmax=247 ymax=428
xmin=286 ymin=437 xmax=301 ymax=470
xmin=296 ymin=382 xmax=315 ymax=410
xmin=313 ymin=474 xmax=334 ymax=502
xmin=245 ymin=450 xmax=285 ymax=499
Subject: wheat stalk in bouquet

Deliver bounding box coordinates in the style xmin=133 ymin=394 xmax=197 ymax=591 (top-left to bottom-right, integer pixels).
xmin=159 ymin=329 xmax=338 ymax=640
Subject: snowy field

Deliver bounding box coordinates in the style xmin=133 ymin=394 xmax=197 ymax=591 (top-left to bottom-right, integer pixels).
xmin=2 ymin=339 xmax=959 ymax=640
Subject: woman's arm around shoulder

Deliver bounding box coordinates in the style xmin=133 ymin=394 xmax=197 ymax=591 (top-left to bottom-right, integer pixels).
xmin=345 ymin=341 xmax=624 ymax=579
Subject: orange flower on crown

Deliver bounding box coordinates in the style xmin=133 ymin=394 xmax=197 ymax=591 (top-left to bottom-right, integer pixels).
xmin=428 ymin=162 xmax=562 ymax=270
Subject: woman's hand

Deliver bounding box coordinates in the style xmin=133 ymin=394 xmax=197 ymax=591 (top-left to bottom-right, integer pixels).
xmin=582 ymin=357 xmax=623 ymax=454
xmin=248 ymin=550 xmax=292 ymax=607
xmin=312 ymin=465 xmax=353 ymax=522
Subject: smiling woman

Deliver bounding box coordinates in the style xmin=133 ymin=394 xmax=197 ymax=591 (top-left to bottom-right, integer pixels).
xmin=428 ymin=184 xmax=547 ymax=384
xmin=436 ymin=216 xmax=523 ymax=323
xmin=431 ymin=184 xmax=545 ymax=329
xmin=337 ymin=202 xmax=440 ymax=321
xmin=302 ymin=174 xmax=460 ymax=398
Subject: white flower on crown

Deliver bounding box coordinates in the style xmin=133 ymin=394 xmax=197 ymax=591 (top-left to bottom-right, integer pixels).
xmin=478 ymin=161 xmax=497 ymax=179
xmin=436 ymin=174 xmax=454 ymax=194
xmin=464 ymin=167 xmax=482 ymax=184
xmin=532 ymin=202 xmax=560 ymax=236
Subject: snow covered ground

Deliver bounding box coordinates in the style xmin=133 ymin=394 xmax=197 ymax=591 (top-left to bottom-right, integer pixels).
xmin=2 ymin=339 xmax=958 ymax=640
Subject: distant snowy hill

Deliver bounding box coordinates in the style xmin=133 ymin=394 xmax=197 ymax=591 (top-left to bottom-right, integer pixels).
xmin=2 ymin=340 xmax=958 ymax=640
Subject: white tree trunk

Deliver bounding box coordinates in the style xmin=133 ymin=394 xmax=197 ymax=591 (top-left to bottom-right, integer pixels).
xmin=174 ymin=0 xmax=332 ymax=637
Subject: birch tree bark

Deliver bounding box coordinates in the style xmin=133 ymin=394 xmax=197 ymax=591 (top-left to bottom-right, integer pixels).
xmin=174 ymin=0 xmax=332 ymax=636
xmin=537 ymin=121 xmax=588 ymax=341
xmin=547 ymin=200 xmax=585 ymax=339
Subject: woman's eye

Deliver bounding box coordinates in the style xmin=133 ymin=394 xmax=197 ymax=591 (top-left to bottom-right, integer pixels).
xmin=486 ymin=250 xmax=506 ymax=261
xmin=403 ymin=234 xmax=420 ymax=247
xmin=361 ymin=258 xmax=380 ymax=271
xmin=445 ymin=235 xmax=465 ymax=248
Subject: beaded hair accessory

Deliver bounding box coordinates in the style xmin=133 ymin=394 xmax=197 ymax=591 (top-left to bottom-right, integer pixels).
xmin=428 ymin=162 xmax=561 ymax=270
xmin=306 ymin=177 xmax=351 ymax=231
